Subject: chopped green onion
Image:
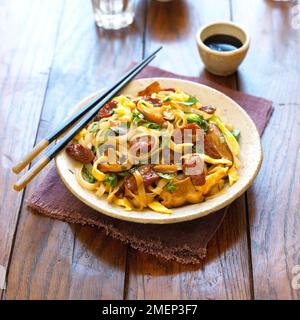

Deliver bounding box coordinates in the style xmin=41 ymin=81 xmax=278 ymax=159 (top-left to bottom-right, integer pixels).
xmin=118 ymin=171 xmax=130 ymax=177
xmin=129 ymin=165 xmax=142 ymax=173
xmin=142 ymin=122 xmax=161 ymax=130
xmin=132 ymin=109 xmax=140 ymax=117
xmin=186 ymin=113 xmax=202 ymax=123
xmin=105 ymin=173 xmax=118 ymax=188
xmin=167 ymin=183 xmax=176 ymax=192
xmin=211 ymin=115 xmax=239 ymax=156
xmin=182 ymin=96 xmax=198 ymax=106
xmin=186 ymin=113 xmax=209 ymax=132
xmin=132 ymin=109 xmax=161 ymax=130
xmin=231 ymin=129 xmax=241 ymax=142
xmin=162 ymin=96 xmax=171 ymax=103
xmin=158 ymin=172 xmax=175 ymax=180
xmin=89 ymin=123 xmax=100 ymax=133
xmin=132 ymin=109 xmax=144 ymax=124
xmin=82 ymin=164 xmax=96 ymax=183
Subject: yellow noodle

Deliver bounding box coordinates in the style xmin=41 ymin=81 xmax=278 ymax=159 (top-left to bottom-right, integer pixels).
xmin=75 ymin=166 xmax=99 ymax=191
xmin=92 ymin=159 xmax=107 ymax=181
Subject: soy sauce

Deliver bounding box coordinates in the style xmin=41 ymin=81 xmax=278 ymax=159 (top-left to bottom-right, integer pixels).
xmin=204 ymin=34 xmax=243 ymax=52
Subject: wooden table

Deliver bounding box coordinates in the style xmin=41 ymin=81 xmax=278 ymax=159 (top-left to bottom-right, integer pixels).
xmin=1 ymin=0 xmax=299 ymax=300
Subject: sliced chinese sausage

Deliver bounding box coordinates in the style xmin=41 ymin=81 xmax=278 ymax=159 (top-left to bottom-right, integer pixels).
xmin=204 ymin=123 xmax=233 ymax=162
xmin=124 ymin=174 xmax=136 ymax=192
xmin=179 ymin=123 xmax=204 ymax=143
xmin=183 ymin=155 xmax=207 ymax=186
xmin=129 ymin=136 xmax=154 ymax=156
xmin=66 ymin=143 xmax=95 ymax=164
xmin=137 ymin=164 xmax=159 ymax=185
xmin=114 ymin=184 xmax=125 ymax=198
xmin=96 ymin=100 xmax=118 ymax=119
xmin=204 ymin=136 xmax=220 ymax=159
xmin=138 ymin=81 xmax=162 ymax=96
xmin=200 ymin=105 xmax=216 ymax=114
xmin=124 ymin=164 xmax=159 ymax=193
xmin=162 ymin=88 xmax=176 ymax=92
xmin=181 ymin=123 xmax=202 ymax=134
xmin=144 ymin=96 xmax=162 ymax=107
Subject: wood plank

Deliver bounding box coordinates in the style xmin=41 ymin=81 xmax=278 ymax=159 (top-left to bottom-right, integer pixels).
xmin=126 ymin=0 xmax=252 ymax=300
xmin=232 ymin=0 xmax=300 ymax=299
xmin=127 ymin=197 xmax=251 ymax=300
xmin=144 ymin=0 xmax=236 ymax=88
xmin=232 ymin=0 xmax=300 ymax=102
xmin=4 ymin=0 xmax=146 ymax=299
xmin=0 ymin=0 xmax=64 ymax=298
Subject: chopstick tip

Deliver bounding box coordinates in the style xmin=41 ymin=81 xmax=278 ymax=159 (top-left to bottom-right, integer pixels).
xmin=12 ymin=166 xmax=21 ymax=174
xmin=13 ymin=183 xmax=22 ymax=192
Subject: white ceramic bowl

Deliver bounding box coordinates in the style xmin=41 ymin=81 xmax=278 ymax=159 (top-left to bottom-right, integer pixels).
xmin=56 ymin=78 xmax=262 ymax=224
xmin=196 ymin=21 xmax=250 ymax=76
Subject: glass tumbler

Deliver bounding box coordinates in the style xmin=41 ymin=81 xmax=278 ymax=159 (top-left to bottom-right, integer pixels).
xmin=91 ymin=0 xmax=137 ymax=30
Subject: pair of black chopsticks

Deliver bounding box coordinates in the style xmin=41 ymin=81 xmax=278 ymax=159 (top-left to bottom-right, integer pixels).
xmin=12 ymin=47 xmax=163 ymax=191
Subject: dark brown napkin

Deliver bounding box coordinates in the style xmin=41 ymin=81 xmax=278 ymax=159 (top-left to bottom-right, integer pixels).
xmin=27 ymin=66 xmax=273 ymax=264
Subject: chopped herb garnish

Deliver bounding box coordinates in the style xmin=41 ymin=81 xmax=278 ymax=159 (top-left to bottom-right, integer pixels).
xmin=105 ymin=173 xmax=118 ymax=188
xmin=129 ymin=164 xmax=142 ymax=173
xmin=118 ymin=171 xmax=130 ymax=177
xmin=200 ymin=120 xmax=209 ymax=132
xmin=231 ymin=129 xmax=241 ymax=142
xmin=91 ymin=146 xmax=97 ymax=155
xmin=142 ymin=122 xmax=161 ymax=130
xmin=132 ymin=109 xmax=139 ymax=117
xmin=162 ymin=96 xmax=171 ymax=103
xmin=89 ymin=123 xmax=100 ymax=133
xmin=129 ymin=167 xmax=137 ymax=173
xmin=82 ymin=164 xmax=96 ymax=183
xmin=186 ymin=113 xmax=209 ymax=132
xmin=182 ymin=96 xmax=198 ymax=106
xmin=132 ymin=109 xmax=161 ymax=130
xmin=167 ymin=183 xmax=176 ymax=192
xmin=132 ymin=109 xmax=144 ymax=124
xmin=158 ymin=172 xmax=175 ymax=180
xmin=186 ymin=113 xmax=202 ymax=123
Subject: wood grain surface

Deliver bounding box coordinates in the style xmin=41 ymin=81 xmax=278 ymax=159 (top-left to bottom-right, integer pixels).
xmin=1 ymin=0 xmax=299 ymax=300
xmin=0 ymin=0 xmax=65 ymax=299
xmin=3 ymin=0 xmax=146 ymax=300
xmin=232 ymin=0 xmax=300 ymax=300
